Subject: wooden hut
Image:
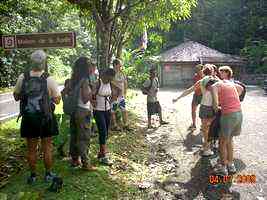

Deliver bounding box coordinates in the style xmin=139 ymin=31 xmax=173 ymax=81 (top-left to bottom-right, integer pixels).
xmin=157 ymin=41 xmax=246 ymax=87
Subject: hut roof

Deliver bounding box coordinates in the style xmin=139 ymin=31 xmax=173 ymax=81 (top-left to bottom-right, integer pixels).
xmin=158 ymin=41 xmax=246 ymax=63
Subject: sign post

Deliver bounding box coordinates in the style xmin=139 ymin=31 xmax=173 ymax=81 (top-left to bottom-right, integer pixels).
xmin=1 ymin=32 xmax=76 ymax=49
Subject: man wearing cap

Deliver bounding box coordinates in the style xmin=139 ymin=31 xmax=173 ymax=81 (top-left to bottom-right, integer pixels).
xmin=13 ymin=50 xmax=61 ymax=184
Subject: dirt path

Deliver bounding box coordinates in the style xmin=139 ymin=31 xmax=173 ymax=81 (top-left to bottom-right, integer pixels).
xmin=129 ymin=87 xmax=267 ymax=200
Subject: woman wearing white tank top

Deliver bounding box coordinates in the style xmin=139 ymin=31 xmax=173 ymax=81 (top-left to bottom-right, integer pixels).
xmin=92 ymin=68 xmax=118 ymax=166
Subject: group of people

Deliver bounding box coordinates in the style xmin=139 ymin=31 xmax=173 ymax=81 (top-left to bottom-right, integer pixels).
xmin=13 ymin=50 xmax=131 ymax=183
xmin=173 ymin=64 xmax=243 ymax=175
xmin=13 ymin=50 xmax=242 ymax=185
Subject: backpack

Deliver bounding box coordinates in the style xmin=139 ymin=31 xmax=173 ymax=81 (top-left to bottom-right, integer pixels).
xmin=234 ymin=80 xmax=246 ymax=102
xmin=62 ymin=79 xmax=84 ymax=115
xmin=19 ymin=71 xmax=51 ymax=120
xmin=141 ymin=78 xmax=158 ymax=95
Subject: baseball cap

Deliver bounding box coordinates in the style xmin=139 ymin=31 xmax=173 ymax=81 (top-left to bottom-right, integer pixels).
xmin=31 ymin=50 xmax=47 ymax=64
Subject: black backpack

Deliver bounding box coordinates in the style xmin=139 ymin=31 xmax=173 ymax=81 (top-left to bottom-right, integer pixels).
xmin=19 ymin=71 xmax=51 ymax=120
xmin=234 ymin=80 xmax=246 ymax=102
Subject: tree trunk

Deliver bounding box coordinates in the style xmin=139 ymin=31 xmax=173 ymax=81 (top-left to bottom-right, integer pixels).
xmin=98 ymin=27 xmax=110 ymax=69
xmin=116 ymin=39 xmax=123 ymax=59
xmin=96 ymin=25 xmax=100 ymax=68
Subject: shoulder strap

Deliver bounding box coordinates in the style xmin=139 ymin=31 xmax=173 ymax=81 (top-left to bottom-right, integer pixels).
xmin=24 ymin=71 xmax=31 ymax=81
xmin=41 ymin=72 xmax=49 ymax=79
xmin=155 ymin=78 xmax=159 ymax=87
xmin=95 ymin=79 xmax=101 ymax=95
xmin=21 ymin=71 xmax=31 ymax=95
xmin=148 ymin=79 xmax=153 ymax=90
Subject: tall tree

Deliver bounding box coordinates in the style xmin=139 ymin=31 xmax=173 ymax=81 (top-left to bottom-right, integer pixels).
xmin=67 ymin=0 xmax=196 ymax=68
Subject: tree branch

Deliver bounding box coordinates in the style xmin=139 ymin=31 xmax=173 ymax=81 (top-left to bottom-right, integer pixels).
xmin=106 ymin=0 xmax=148 ymax=23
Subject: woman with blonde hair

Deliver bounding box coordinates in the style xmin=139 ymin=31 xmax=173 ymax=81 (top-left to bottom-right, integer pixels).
xmin=212 ymin=66 xmax=243 ymax=175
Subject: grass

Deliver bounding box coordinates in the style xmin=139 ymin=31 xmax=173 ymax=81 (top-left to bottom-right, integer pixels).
xmin=0 ymin=90 xmax=150 ymax=199
xmin=0 ymin=87 xmax=14 ymax=94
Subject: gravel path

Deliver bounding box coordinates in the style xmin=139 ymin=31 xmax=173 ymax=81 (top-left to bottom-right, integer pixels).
xmin=130 ymin=87 xmax=267 ymax=200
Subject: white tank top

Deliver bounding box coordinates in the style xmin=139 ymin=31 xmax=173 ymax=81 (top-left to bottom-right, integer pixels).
xmin=95 ymin=80 xmax=112 ymax=111
xmin=201 ymin=90 xmax=213 ymax=106
xmin=77 ymin=88 xmax=91 ymax=111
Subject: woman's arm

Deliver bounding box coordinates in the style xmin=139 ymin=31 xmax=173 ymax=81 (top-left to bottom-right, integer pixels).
xmin=235 ymin=84 xmax=243 ymax=96
xmin=81 ymin=80 xmax=91 ymax=104
xmin=211 ymin=84 xmax=220 ymax=112
xmin=172 ymin=85 xmax=195 ymax=103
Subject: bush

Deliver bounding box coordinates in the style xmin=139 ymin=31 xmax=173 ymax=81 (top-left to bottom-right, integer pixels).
xmin=124 ymin=66 xmax=149 ymax=88
xmin=0 ymin=49 xmax=29 ymax=88
xmin=122 ymin=50 xmax=156 ymax=88
xmin=241 ymin=40 xmax=267 ymax=73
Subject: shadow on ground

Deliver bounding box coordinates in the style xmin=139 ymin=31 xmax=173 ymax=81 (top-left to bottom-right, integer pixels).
xmin=155 ymin=157 xmax=246 ymax=200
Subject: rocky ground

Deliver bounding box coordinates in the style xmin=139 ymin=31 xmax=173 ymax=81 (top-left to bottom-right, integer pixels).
xmin=129 ymin=86 xmax=267 ymax=200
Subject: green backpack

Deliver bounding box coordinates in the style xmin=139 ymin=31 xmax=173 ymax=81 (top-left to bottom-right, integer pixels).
xmin=62 ymin=79 xmax=84 ymax=115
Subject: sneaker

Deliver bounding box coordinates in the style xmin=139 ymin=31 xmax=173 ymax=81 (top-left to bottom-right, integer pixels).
xmin=227 ymin=163 xmax=237 ymax=174
xmin=99 ymin=156 xmax=113 ymax=166
xmin=160 ymin=121 xmax=169 ymax=125
xmin=44 ymin=172 xmax=57 ymax=182
xmin=214 ymin=164 xmax=228 ymax=176
xmin=48 ymin=177 xmax=63 ymax=192
xmin=27 ymin=175 xmax=37 ymax=184
xmin=202 ymin=149 xmax=214 ymax=157
xmin=188 ymin=124 xmax=196 ymax=131
xmin=82 ymin=164 xmax=97 ymax=171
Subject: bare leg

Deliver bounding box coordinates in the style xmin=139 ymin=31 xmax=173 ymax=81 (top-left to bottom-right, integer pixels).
xmin=227 ymin=137 xmax=234 ymax=164
xmin=201 ymin=118 xmax=212 ymax=150
xmin=219 ymin=137 xmax=228 ymax=165
xmin=111 ymin=112 xmax=118 ymax=128
xmin=191 ymin=103 xmax=197 ymax=126
xmin=41 ymin=137 xmax=53 ymax=171
xmin=26 ymin=138 xmax=39 ymax=173
xmin=122 ymin=110 xmax=128 ymax=125
xmin=148 ymin=115 xmax=152 ymax=128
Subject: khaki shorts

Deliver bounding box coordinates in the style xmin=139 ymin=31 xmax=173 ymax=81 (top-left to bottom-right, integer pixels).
xmin=220 ymin=111 xmax=243 ymax=138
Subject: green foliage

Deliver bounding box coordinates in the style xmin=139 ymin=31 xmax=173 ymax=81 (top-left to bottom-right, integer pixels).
xmin=122 ymin=51 xmax=152 ymax=88
xmin=0 ymin=91 xmax=149 ymax=199
xmin=130 ymin=0 xmax=266 ymax=74
xmin=0 ymin=0 xmax=96 ymax=87
xmin=242 ymin=40 xmax=267 ymax=73
xmin=124 ymin=66 xmax=149 ymax=88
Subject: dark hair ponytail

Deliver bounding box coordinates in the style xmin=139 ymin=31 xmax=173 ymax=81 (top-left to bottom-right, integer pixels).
xmin=71 ymin=56 xmax=91 ymax=87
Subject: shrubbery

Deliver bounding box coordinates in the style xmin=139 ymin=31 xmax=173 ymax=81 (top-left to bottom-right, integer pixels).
xmin=122 ymin=51 xmax=154 ymax=88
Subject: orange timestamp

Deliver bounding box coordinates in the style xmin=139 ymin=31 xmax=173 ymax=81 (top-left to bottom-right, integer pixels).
xmin=209 ymin=174 xmax=256 ymax=184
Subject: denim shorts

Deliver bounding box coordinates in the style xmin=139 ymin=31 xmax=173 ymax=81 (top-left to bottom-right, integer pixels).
xmin=199 ymin=105 xmax=215 ymax=119
xmin=111 ymin=97 xmax=126 ymax=112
